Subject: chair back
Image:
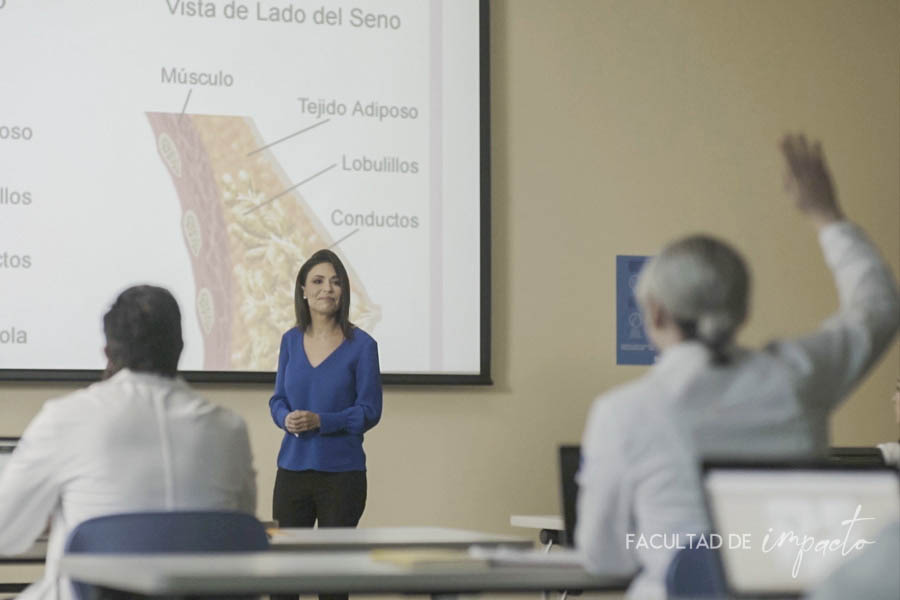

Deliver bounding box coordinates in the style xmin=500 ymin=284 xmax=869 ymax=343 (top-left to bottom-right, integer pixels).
xmin=665 ymin=544 xmax=726 ymax=599
xmin=65 ymin=510 xmax=269 ymax=600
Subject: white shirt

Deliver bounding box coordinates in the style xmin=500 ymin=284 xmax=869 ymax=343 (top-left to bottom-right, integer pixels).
xmin=576 ymin=222 xmax=900 ymax=599
xmin=0 ymin=369 xmax=257 ymax=600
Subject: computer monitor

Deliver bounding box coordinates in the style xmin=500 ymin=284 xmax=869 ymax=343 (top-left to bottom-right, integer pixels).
xmin=0 ymin=437 xmax=18 ymax=475
xmin=828 ymin=446 xmax=886 ymax=467
xmin=703 ymin=461 xmax=900 ymax=598
xmin=557 ymin=445 xmax=581 ymax=546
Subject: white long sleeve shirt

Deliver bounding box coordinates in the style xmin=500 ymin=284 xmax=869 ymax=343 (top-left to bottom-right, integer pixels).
xmin=0 ymin=369 xmax=257 ymax=600
xmin=576 ymin=222 xmax=900 ymax=599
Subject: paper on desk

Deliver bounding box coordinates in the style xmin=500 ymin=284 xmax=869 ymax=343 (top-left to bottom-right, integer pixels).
xmin=467 ymin=546 xmax=586 ymax=568
xmin=371 ymin=548 xmax=490 ymax=569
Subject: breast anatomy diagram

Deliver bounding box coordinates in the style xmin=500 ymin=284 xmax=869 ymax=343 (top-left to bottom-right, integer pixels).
xmin=148 ymin=113 xmax=380 ymax=371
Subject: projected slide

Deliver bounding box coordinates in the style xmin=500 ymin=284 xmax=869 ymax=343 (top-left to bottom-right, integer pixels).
xmin=0 ymin=0 xmax=485 ymax=380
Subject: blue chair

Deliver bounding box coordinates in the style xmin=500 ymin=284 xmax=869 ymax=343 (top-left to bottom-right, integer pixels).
xmin=665 ymin=543 xmax=726 ymax=599
xmin=65 ymin=510 xmax=269 ymax=600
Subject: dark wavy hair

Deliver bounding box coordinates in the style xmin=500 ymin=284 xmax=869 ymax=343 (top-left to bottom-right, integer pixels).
xmin=103 ymin=285 xmax=183 ymax=378
xmin=295 ymin=249 xmax=354 ymax=338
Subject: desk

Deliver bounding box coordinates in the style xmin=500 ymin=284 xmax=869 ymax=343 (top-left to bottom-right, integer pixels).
xmin=11 ymin=528 xmax=534 ymax=596
xmin=509 ymin=515 xmax=563 ymax=531
xmin=0 ymin=536 xmax=48 ymax=595
xmin=60 ymin=551 xmax=630 ymax=597
xmin=509 ymin=516 xmax=573 ymax=600
xmin=0 ymin=537 xmax=47 ymax=564
xmin=3 ymin=528 xmax=529 ymax=561
xmin=270 ymin=526 xmax=533 ymax=551
xmin=510 ymin=515 xmax=565 ymax=549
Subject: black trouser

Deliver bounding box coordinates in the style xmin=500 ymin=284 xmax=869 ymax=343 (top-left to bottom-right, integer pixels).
xmin=272 ymin=469 xmax=367 ymax=600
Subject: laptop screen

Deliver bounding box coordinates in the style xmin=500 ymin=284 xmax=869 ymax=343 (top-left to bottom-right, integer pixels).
xmin=704 ymin=464 xmax=900 ymax=597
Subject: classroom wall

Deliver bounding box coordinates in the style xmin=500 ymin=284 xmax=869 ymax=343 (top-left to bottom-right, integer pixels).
xmin=2 ymin=0 xmax=898 ymax=548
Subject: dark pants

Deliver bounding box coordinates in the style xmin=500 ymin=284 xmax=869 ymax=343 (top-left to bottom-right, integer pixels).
xmin=272 ymin=469 xmax=367 ymax=600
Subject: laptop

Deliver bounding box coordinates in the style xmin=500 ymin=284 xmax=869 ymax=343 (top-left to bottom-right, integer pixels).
xmin=702 ymin=461 xmax=900 ymax=598
xmin=557 ymin=445 xmax=581 ymax=546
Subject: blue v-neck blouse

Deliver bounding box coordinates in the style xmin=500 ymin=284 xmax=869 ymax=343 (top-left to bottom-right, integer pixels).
xmin=268 ymin=326 xmax=382 ymax=472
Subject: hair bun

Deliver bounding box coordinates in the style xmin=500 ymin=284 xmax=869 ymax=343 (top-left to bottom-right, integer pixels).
xmin=697 ymin=312 xmax=735 ymax=344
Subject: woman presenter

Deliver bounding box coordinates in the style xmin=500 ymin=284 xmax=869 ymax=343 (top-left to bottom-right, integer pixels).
xmin=269 ymin=249 xmax=382 ymax=600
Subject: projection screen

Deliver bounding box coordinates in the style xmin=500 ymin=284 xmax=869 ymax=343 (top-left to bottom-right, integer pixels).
xmin=0 ymin=0 xmax=490 ymax=384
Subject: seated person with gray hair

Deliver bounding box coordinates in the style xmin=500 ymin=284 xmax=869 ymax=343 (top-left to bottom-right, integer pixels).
xmin=0 ymin=285 xmax=257 ymax=600
xmin=576 ymin=135 xmax=900 ymax=598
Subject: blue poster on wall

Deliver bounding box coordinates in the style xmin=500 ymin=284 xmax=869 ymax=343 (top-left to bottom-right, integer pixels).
xmin=616 ymin=255 xmax=656 ymax=365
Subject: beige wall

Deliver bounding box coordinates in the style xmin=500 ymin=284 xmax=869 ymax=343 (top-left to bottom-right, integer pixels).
xmin=2 ymin=0 xmax=898 ymax=571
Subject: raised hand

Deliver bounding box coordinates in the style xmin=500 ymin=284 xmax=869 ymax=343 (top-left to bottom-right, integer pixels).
xmin=780 ymin=134 xmax=844 ymax=228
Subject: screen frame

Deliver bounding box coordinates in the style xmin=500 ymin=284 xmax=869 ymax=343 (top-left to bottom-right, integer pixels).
xmin=0 ymin=0 xmax=492 ymax=387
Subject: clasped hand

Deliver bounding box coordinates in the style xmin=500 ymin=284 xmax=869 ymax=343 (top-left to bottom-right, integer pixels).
xmin=285 ymin=410 xmax=321 ymax=434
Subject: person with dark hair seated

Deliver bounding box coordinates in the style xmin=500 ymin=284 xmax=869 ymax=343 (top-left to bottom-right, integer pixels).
xmin=0 ymin=285 xmax=257 ymax=600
